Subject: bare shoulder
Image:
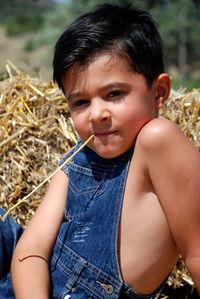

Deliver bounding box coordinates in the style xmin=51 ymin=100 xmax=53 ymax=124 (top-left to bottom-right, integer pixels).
xmin=139 ymin=117 xmax=180 ymax=137
xmin=136 ymin=118 xmax=191 ymax=151
xmin=36 ymin=168 xmax=69 ymax=222
xmin=44 ymin=168 xmax=68 ymax=196
xmin=136 ymin=117 xmax=200 ymax=177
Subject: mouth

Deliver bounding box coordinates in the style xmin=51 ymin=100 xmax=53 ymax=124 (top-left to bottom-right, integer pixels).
xmin=94 ymin=131 xmax=116 ymax=138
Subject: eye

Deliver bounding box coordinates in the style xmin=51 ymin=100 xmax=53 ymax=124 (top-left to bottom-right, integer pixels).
xmin=107 ymin=90 xmax=126 ymax=99
xmin=72 ymin=99 xmax=89 ymax=107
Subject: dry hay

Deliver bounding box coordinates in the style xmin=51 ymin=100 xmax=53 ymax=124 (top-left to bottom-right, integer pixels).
xmin=0 ymin=62 xmax=200 ymax=297
xmin=0 ymin=61 xmax=78 ymax=226
xmin=160 ymin=88 xmax=200 ymax=151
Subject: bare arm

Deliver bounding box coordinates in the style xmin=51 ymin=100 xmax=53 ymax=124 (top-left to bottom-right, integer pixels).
xmin=11 ymin=169 xmax=68 ymax=299
xmin=138 ymin=118 xmax=200 ymax=293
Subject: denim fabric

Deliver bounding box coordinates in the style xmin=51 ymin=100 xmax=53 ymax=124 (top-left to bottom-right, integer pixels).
xmin=0 ymin=140 xmax=166 ymax=298
xmin=0 ymin=208 xmax=23 ymax=298
xmin=50 ymin=139 xmax=166 ymax=299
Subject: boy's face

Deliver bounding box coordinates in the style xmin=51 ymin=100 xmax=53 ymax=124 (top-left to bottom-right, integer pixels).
xmin=62 ymin=54 xmax=162 ymax=158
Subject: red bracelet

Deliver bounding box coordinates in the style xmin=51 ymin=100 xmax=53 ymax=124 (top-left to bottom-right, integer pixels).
xmin=19 ymin=255 xmax=48 ymax=264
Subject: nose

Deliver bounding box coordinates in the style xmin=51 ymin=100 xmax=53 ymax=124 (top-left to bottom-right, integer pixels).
xmin=89 ymin=98 xmax=111 ymax=123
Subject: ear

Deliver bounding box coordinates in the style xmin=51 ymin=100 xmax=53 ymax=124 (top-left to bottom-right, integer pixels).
xmin=153 ymin=73 xmax=171 ymax=109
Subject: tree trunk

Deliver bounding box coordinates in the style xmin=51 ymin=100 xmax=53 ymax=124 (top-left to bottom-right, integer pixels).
xmin=178 ymin=0 xmax=188 ymax=87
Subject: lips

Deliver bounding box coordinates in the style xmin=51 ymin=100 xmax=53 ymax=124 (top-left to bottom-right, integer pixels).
xmin=94 ymin=131 xmax=116 ymax=137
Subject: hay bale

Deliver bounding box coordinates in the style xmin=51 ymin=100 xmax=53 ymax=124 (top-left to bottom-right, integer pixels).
xmin=0 ymin=63 xmax=199 ymax=297
xmin=0 ymin=61 xmax=77 ymax=226
xmin=159 ymin=88 xmax=200 ymax=151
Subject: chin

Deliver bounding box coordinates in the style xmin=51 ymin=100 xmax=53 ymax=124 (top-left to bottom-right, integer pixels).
xmin=94 ymin=148 xmax=125 ymax=159
xmin=98 ymin=153 xmax=118 ymax=159
xmin=88 ymin=140 xmax=133 ymax=159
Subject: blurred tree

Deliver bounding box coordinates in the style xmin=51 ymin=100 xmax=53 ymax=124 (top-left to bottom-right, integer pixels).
xmin=178 ymin=0 xmax=188 ymax=86
xmin=36 ymin=0 xmax=199 ymax=88
xmin=0 ymin=0 xmax=54 ymax=35
xmin=1 ymin=0 xmax=199 ymax=88
xmin=151 ymin=0 xmax=200 ymax=87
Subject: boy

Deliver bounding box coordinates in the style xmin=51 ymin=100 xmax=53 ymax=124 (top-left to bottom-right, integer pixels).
xmin=1 ymin=3 xmax=200 ymax=299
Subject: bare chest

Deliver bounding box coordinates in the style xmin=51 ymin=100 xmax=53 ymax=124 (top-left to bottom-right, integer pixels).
xmin=118 ymin=157 xmax=179 ymax=294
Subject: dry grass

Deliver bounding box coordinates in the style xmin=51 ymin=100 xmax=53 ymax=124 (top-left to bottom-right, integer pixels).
xmin=159 ymin=88 xmax=200 ymax=151
xmin=0 ymin=61 xmax=77 ymax=225
xmin=0 ymin=63 xmax=199 ymax=298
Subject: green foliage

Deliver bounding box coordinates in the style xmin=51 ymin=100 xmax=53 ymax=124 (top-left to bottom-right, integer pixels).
xmin=23 ymin=39 xmax=37 ymax=52
xmin=172 ymin=76 xmax=200 ymax=91
xmin=0 ymin=0 xmax=54 ymax=36
xmin=0 ymin=0 xmax=199 ymax=87
xmin=5 ymin=14 xmax=44 ymax=36
xmin=29 ymin=3 xmax=75 ymax=48
xmin=152 ymin=0 xmax=200 ymax=69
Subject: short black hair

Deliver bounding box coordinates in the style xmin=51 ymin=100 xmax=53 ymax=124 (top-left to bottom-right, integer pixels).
xmin=53 ymin=3 xmax=164 ymax=90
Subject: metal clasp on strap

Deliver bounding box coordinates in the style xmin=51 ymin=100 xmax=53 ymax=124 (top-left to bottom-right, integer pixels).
xmin=96 ymin=280 xmax=114 ymax=295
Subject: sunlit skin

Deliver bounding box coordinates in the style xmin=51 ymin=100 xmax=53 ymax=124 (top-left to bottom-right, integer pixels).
xmin=11 ymin=53 xmax=200 ymax=297
xmin=63 ymin=54 xmax=164 ymax=158
xmin=62 ymin=55 xmax=200 ymax=293
xmin=61 ymin=55 xmax=181 ymax=293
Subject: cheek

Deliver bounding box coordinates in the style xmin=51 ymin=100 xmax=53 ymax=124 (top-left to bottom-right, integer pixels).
xmin=71 ymin=115 xmax=87 ymax=136
xmin=73 ymin=122 xmax=82 ymax=134
xmin=121 ymin=107 xmax=152 ymax=130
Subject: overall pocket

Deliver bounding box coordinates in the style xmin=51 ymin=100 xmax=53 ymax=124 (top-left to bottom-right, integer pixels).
xmin=65 ymin=161 xmax=115 ymax=220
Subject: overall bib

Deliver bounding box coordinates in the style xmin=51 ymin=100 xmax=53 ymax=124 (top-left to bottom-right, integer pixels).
xmin=0 ymin=140 xmax=166 ymax=298
xmin=50 ymin=140 xmax=165 ymax=298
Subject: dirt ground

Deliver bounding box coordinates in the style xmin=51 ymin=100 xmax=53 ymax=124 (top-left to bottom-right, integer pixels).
xmin=0 ymin=26 xmax=52 ymax=80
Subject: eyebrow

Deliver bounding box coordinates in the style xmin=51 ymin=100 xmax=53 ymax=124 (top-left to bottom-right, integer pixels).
xmin=67 ymin=92 xmax=82 ymax=101
xmin=66 ymin=82 xmax=131 ymax=101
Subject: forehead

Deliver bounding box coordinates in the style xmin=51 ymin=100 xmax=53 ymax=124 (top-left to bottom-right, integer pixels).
xmin=62 ymin=54 xmax=133 ymax=94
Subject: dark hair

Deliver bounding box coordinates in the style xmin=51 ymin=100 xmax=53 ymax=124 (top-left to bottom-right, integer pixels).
xmin=53 ymin=3 xmax=164 ymax=90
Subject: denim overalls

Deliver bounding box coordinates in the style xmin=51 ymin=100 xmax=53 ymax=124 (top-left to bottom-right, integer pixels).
xmin=0 ymin=209 xmax=23 ymax=298
xmin=0 ymin=139 xmax=166 ymax=298
xmin=50 ymin=140 xmax=166 ymax=298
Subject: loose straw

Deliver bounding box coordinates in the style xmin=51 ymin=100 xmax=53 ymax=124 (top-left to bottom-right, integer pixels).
xmin=0 ymin=127 xmax=26 ymax=148
xmin=1 ymin=134 xmax=94 ymax=221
